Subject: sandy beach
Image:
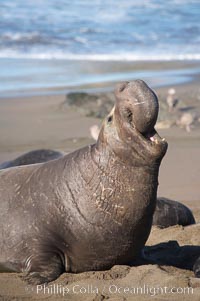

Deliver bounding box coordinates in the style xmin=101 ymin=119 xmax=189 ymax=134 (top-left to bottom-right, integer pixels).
xmin=0 ymin=60 xmax=200 ymax=300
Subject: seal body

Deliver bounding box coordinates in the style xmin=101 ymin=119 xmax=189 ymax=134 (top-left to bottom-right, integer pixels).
xmin=0 ymin=80 xmax=167 ymax=284
xmin=153 ymin=197 xmax=195 ymax=228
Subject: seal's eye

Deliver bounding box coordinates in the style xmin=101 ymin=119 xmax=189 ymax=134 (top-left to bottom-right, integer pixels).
xmin=107 ymin=115 xmax=113 ymax=123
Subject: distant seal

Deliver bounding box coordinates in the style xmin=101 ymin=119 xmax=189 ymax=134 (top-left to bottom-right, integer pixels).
xmin=0 ymin=149 xmax=63 ymax=169
xmin=0 ymin=80 xmax=167 ymax=284
xmin=153 ymin=197 xmax=195 ymax=228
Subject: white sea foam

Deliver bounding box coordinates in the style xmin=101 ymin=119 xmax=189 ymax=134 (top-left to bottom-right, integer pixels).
xmin=0 ymin=51 xmax=200 ymax=61
xmin=0 ymin=0 xmax=199 ymax=65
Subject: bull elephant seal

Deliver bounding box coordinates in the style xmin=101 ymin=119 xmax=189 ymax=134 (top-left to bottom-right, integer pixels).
xmin=0 ymin=80 xmax=167 ymax=284
xmin=153 ymin=197 xmax=195 ymax=228
xmin=0 ymin=149 xmax=63 ymax=169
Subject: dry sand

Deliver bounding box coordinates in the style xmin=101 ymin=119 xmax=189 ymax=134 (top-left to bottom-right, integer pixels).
xmin=0 ymin=77 xmax=200 ymax=300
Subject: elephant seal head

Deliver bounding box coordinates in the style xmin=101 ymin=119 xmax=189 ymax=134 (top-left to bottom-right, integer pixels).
xmin=97 ymin=80 xmax=168 ymax=165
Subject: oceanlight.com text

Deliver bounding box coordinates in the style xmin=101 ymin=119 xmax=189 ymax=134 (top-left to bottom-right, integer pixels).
xmin=25 ymin=283 xmax=194 ymax=297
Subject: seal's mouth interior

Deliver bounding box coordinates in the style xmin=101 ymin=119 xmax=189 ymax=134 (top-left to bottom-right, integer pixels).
xmin=143 ymin=129 xmax=166 ymax=145
xmin=124 ymin=107 xmax=165 ymax=146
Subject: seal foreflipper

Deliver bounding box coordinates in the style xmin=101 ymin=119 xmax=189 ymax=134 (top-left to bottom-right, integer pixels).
xmin=21 ymin=230 xmax=70 ymax=284
xmin=22 ymin=251 xmax=65 ymax=285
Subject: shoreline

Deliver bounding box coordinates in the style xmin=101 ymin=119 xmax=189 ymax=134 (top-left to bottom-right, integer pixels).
xmin=0 ymin=59 xmax=200 ymax=98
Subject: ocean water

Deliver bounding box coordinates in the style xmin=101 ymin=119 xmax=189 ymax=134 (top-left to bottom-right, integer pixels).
xmin=0 ymin=0 xmax=200 ymax=96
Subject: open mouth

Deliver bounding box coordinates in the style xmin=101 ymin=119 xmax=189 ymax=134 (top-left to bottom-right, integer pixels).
xmin=143 ymin=129 xmax=166 ymax=145
xmin=124 ymin=108 xmax=166 ymax=146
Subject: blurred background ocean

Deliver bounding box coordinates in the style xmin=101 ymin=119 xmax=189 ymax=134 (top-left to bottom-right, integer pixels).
xmin=0 ymin=0 xmax=200 ymax=96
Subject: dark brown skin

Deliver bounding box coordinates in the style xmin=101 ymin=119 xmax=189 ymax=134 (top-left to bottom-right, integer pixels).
xmin=0 ymin=80 xmax=167 ymax=284
xmin=153 ymin=197 xmax=195 ymax=228
xmin=0 ymin=149 xmax=63 ymax=169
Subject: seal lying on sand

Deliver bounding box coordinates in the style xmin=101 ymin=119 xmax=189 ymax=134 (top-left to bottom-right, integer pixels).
xmin=153 ymin=197 xmax=195 ymax=228
xmin=0 ymin=149 xmax=63 ymax=169
xmin=0 ymin=80 xmax=167 ymax=284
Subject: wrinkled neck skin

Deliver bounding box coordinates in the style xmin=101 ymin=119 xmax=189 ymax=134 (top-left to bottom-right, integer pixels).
xmin=93 ymin=139 xmax=157 ymax=209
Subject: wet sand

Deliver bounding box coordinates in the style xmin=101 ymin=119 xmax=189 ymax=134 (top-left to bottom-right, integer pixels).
xmin=1 ymin=59 xmax=200 ymax=98
xmin=0 ymin=62 xmax=200 ymax=300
